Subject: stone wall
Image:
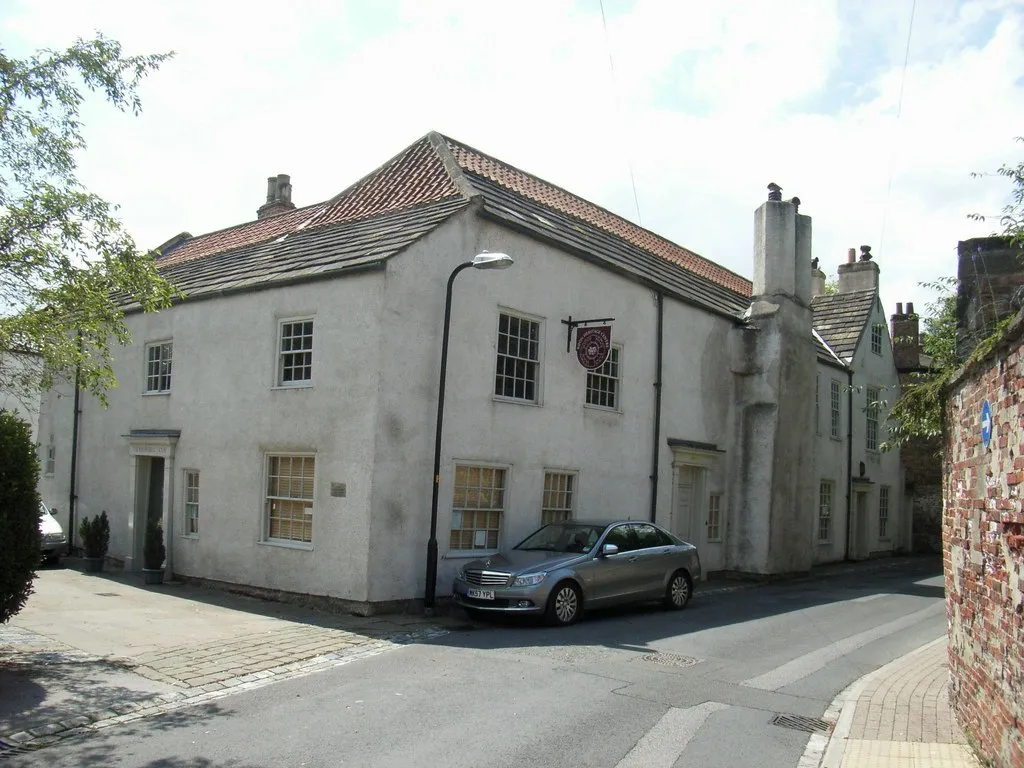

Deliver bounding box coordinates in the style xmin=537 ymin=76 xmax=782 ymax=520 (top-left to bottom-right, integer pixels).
xmin=944 ymin=308 xmax=1024 ymax=768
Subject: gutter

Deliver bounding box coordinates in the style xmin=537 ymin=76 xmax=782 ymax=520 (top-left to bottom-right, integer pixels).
xmin=650 ymin=292 xmax=664 ymax=522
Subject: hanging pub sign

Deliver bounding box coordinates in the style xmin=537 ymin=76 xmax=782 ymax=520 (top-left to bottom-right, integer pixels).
xmin=576 ymin=325 xmax=612 ymax=370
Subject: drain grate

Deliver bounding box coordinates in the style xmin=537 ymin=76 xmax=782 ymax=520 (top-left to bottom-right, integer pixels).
xmin=771 ymin=713 xmax=833 ymax=734
xmin=641 ymin=652 xmax=702 ymax=668
xmin=0 ymin=739 xmax=38 ymax=759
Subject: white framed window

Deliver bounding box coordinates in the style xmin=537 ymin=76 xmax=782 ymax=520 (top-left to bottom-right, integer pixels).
xmin=585 ymin=345 xmax=621 ymax=410
xmin=871 ymin=324 xmax=884 ymax=355
xmin=815 ymin=374 xmax=820 ymax=435
xmin=830 ymin=379 xmax=841 ymax=438
xmin=707 ymin=493 xmax=722 ymax=542
xmin=44 ymin=439 xmax=55 ymax=476
xmin=278 ymin=319 xmax=314 ymax=386
xmin=866 ymin=386 xmax=880 ymax=451
xmin=183 ymin=470 xmax=200 ymax=536
xmin=265 ymin=454 xmax=315 ymax=544
xmin=450 ymin=464 xmax=506 ymax=551
xmin=145 ymin=341 xmax=173 ymax=393
xmin=879 ymin=485 xmax=890 ymax=540
xmin=541 ymin=471 xmax=575 ymax=525
xmin=818 ymin=480 xmax=833 ymax=542
xmin=494 ymin=312 xmax=540 ymax=402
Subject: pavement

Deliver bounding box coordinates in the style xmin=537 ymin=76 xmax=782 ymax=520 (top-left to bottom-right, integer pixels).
xmin=807 ymin=637 xmax=981 ymax=768
xmin=0 ymin=560 xmax=467 ymax=751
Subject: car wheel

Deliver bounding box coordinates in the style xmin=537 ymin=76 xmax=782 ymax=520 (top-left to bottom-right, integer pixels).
xmin=664 ymin=570 xmax=692 ymax=610
xmin=545 ymin=581 xmax=582 ymax=626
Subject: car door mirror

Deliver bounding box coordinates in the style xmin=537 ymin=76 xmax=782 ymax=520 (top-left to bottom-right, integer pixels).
xmin=600 ymin=543 xmax=619 ymax=557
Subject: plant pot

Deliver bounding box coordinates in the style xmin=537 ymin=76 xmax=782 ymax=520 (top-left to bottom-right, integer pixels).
xmin=142 ymin=568 xmax=164 ymax=585
xmin=83 ymin=557 xmax=104 ymax=573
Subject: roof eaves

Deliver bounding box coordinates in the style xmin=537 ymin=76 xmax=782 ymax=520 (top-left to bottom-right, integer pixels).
xmin=476 ymin=204 xmax=747 ymax=322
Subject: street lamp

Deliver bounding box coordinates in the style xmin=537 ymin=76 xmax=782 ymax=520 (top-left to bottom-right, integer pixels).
xmin=424 ymin=251 xmax=514 ymax=612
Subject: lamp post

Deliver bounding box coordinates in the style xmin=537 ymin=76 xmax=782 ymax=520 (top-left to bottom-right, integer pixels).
xmin=424 ymin=252 xmax=514 ymax=613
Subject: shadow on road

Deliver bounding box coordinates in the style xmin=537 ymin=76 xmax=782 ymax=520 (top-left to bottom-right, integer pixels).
xmin=424 ymin=556 xmax=945 ymax=654
xmin=8 ymin=703 xmax=242 ymax=768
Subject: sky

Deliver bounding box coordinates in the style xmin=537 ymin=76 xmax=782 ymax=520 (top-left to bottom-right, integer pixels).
xmin=2 ymin=0 xmax=1023 ymax=321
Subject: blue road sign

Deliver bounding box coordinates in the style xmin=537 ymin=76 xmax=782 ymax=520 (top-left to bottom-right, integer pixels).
xmin=981 ymin=399 xmax=993 ymax=449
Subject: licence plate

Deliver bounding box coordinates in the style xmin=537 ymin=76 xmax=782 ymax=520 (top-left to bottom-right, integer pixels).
xmin=467 ymin=588 xmax=495 ymax=600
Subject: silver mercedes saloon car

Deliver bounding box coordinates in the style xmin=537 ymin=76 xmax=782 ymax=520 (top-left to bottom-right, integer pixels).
xmin=452 ymin=520 xmax=701 ymax=626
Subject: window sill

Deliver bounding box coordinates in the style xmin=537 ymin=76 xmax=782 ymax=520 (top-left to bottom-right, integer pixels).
xmin=830 ymin=435 xmax=843 ymax=443
xmin=492 ymin=396 xmax=542 ymax=407
xmin=443 ymin=550 xmax=499 ymax=560
xmin=272 ymin=383 xmax=314 ymax=391
xmin=258 ymin=539 xmax=313 ymax=551
xmin=583 ymin=403 xmax=621 ymax=414
xmin=180 ymin=533 xmax=199 ymax=540
xmin=143 ymin=391 xmax=171 ymax=397
xmin=817 ymin=540 xmax=833 ymax=546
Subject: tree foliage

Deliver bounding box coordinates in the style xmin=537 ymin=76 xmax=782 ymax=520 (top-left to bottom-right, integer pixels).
xmin=0 ymin=409 xmax=41 ymax=623
xmin=0 ymin=34 xmax=177 ymax=404
xmin=885 ymin=139 xmax=1023 ymax=449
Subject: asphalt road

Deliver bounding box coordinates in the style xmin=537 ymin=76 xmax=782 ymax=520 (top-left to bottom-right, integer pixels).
xmin=9 ymin=558 xmax=946 ymax=768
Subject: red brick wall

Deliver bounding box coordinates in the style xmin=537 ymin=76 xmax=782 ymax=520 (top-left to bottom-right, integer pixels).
xmin=944 ymin=319 xmax=1024 ymax=768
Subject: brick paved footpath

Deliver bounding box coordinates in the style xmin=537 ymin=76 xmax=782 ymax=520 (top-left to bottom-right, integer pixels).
xmin=814 ymin=638 xmax=982 ymax=768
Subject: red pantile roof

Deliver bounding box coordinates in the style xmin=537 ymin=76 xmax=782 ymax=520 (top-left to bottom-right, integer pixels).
xmin=155 ymin=131 xmax=752 ymax=302
xmin=444 ymin=136 xmax=752 ymax=297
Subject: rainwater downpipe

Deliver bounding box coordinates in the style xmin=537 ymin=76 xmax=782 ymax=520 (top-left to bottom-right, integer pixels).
xmin=649 ymin=292 xmax=664 ymax=523
xmin=68 ymin=354 xmax=82 ymax=553
xmin=843 ymin=368 xmax=854 ymax=561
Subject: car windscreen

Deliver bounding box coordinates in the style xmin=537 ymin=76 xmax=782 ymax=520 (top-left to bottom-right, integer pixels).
xmin=514 ymin=523 xmax=606 ymax=554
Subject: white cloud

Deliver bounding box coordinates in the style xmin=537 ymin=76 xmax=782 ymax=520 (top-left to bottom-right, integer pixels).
xmin=1 ymin=0 xmax=1021 ymax=321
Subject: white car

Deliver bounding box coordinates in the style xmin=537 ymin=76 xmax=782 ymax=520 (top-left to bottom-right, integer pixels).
xmin=39 ymin=502 xmax=68 ymax=565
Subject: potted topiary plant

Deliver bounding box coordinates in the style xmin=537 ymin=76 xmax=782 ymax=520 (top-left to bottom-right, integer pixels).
xmin=79 ymin=511 xmax=109 ymax=572
xmin=142 ymin=517 xmax=165 ymax=585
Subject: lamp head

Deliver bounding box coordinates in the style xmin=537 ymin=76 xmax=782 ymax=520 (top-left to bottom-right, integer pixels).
xmin=471 ymin=252 xmax=514 ymax=270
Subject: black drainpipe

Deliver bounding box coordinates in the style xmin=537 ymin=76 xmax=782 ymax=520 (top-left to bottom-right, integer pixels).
xmin=68 ymin=341 xmax=82 ymax=553
xmin=843 ymin=368 xmax=854 ymax=560
xmin=649 ymin=292 xmax=664 ymax=522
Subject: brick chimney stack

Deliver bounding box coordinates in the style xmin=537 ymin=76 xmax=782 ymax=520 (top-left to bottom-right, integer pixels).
xmin=891 ymin=300 xmax=921 ymax=371
xmin=257 ymin=174 xmax=296 ymax=219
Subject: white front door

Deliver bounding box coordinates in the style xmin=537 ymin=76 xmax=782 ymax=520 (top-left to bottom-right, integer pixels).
xmin=674 ymin=466 xmax=696 ymax=543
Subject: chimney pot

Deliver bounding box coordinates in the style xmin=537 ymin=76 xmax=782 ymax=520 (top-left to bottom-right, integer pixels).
xmin=847 ymin=248 xmax=856 ymax=264
xmin=896 ymin=302 xmax=904 ymax=315
xmin=767 ymin=182 xmax=782 ymax=202
xmin=907 ymin=301 xmax=915 ymax=315
xmin=859 ymin=245 xmax=873 ymax=261
xmin=257 ymin=173 xmax=297 ymax=219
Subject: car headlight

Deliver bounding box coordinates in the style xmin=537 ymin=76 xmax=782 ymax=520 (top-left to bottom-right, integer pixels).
xmin=512 ymin=572 xmax=546 ymax=587
xmin=455 ymin=568 xmax=466 ymax=581
xmin=44 ymin=532 xmax=66 ymax=543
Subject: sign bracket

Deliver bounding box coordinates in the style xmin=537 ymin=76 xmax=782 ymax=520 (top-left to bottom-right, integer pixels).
xmin=561 ymin=315 xmax=615 ymax=353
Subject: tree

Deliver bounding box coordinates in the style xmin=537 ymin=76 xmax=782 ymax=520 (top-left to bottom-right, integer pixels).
xmin=884 ymin=139 xmax=1023 ymax=449
xmin=0 ymin=409 xmax=41 ymax=623
xmin=0 ymin=34 xmax=177 ymax=405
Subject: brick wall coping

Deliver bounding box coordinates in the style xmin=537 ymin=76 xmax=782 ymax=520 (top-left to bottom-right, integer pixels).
xmin=948 ymin=306 xmax=1024 ymax=388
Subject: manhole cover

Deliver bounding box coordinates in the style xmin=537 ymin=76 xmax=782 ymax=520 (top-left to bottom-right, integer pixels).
xmin=641 ymin=653 xmax=701 ymax=668
xmin=771 ymin=713 xmax=832 ymax=733
xmin=0 ymin=738 xmax=38 ymax=758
